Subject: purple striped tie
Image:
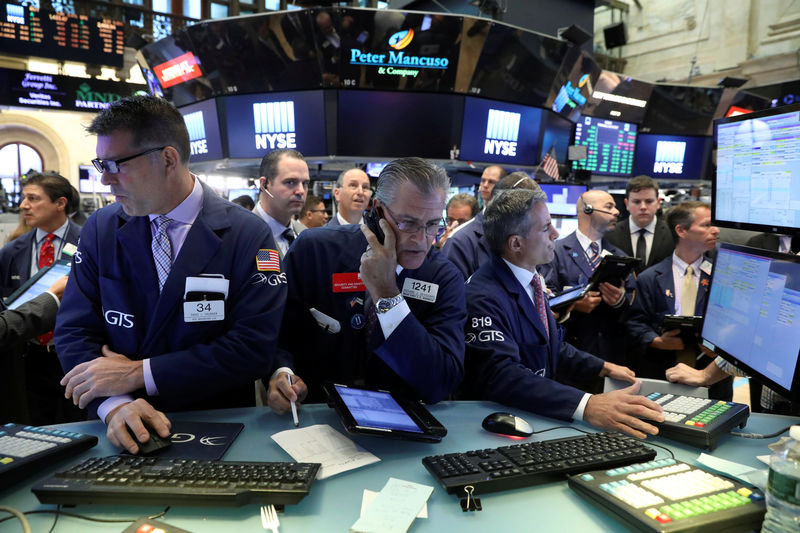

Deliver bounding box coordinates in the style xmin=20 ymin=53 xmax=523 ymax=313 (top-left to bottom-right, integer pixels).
xmin=531 ymin=274 xmax=549 ymax=339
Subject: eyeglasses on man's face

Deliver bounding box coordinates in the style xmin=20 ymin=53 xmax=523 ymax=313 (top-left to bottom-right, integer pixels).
xmin=91 ymin=146 xmax=166 ymax=174
xmin=382 ymin=205 xmax=446 ymax=238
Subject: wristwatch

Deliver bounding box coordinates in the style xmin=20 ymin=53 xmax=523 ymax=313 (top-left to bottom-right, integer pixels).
xmin=376 ymin=294 xmax=405 ymax=314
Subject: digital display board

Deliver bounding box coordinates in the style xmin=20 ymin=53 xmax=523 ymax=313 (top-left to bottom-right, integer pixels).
xmin=573 ymin=115 xmax=637 ymax=176
xmin=546 ymin=47 xmax=602 ymax=122
xmin=641 ymin=84 xmax=722 ymax=136
xmin=582 ymin=71 xmax=653 ymax=124
xmin=459 ymin=96 xmax=541 ymax=166
xmin=78 ymin=164 xmax=111 ymax=194
xmin=0 ymin=1 xmax=124 ymax=67
xmin=178 ymin=99 xmax=224 ymax=163
xmin=634 ymin=133 xmax=712 ymax=180
xmin=540 ymin=183 xmax=587 ymax=216
xmin=539 ymin=109 xmax=573 ymax=164
xmin=337 ymin=89 xmax=463 ymax=159
xmin=220 ymin=90 xmax=327 ymax=159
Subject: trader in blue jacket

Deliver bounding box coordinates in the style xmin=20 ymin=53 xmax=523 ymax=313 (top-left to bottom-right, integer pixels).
xmin=55 ymin=95 xmax=285 ymax=453
xmin=267 ymin=157 xmax=466 ymax=412
xmin=464 ymin=188 xmax=663 ymax=438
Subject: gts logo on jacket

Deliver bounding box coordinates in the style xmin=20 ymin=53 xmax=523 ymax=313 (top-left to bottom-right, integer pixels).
xmin=104 ymin=309 xmax=134 ymax=329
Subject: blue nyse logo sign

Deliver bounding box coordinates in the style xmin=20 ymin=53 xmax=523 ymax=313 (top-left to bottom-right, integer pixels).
xmin=653 ymin=140 xmax=686 ymax=174
xmin=183 ymin=111 xmax=209 ymax=156
xmin=253 ymin=101 xmax=297 ymax=150
xmin=484 ymin=109 xmax=520 ymax=157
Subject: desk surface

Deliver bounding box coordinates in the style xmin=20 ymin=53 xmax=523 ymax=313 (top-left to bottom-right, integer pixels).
xmin=0 ymin=402 xmax=797 ymax=532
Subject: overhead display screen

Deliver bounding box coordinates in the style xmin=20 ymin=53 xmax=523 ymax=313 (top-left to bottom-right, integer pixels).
xmin=539 ymin=109 xmax=574 ymax=164
xmin=582 ymin=71 xmax=653 ymax=124
xmin=573 ymin=115 xmax=637 ymax=176
xmin=634 ymin=133 xmax=711 ymax=180
xmin=546 ymin=47 xmax=602 ymax=122
xmin=178 ymin=99 xmax=224 ymax=163
xmin=459 ymin=96 xmax=541 ymax=166
xmin=641 ymin=84 xmax=722 ymax=136
xmin=0 ymin=1 xmax=124 ymax=67
xmin=220 ymin=90 xmax=327 ymax=159
xmin=137 ymin=31 xmax=213 ymax=108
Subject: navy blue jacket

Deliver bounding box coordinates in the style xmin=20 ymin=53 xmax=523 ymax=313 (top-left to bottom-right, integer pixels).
xmin=0 ymin=221 xmax=81 ymax=298
xmin=440 ymin=212 xmax=491 ymax=280
xmin=324 ymin=215 xmax=342 ymax=227
xmin=627 ymin=255 xmax=712 ymax=377
xmin=276 ymin=224 xmax=466 ymax=404
xmin=55 ymin=182 xmax=285 ymax=417
xmin=539 ymin=231 xmax=634 ymax=365
xmin=464 ymin=255 xmax=604 ymax=420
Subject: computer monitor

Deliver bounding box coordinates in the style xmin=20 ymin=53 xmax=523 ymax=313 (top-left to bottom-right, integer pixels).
xmin=78 ymin=165 xmax=111 ymax=194
xmin=633 ymin=133 xmax=712 ymax=181
xmin=713 ymin=103 xmax=800 ymax=233
xmin=459 ymin=96 xmax=542 ymax=166
xmin=227 ymin=188 xmax=258 ymax=202
xmin=365 ymin=162 xmax=387 ymax=178
xmin=539 ymin=183 xmax=587 ymax=216
xmin=553 ymin=217 xmax=579 ymax=239
xmin=701 ymin=243 xmax=800 ymax=401
xmin=572 ymin=115 xmax=637 ymax=176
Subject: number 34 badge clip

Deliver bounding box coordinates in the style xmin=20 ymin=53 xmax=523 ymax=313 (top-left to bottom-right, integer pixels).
xmin=183 ymin=274 xmax=229 ymax=322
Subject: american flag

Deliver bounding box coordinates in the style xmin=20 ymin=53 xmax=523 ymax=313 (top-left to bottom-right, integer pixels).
xmin=256 ymin=249 xmax=280 ymax=272
xmin=541 ymin=145 xmax=560 ymax=180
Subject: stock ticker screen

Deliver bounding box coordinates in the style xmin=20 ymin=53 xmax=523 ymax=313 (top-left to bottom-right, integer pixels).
xmin=572 ymin=115 xmax=637 ymax=176
xmin=0 ymin=1 xmax=124 ymax=67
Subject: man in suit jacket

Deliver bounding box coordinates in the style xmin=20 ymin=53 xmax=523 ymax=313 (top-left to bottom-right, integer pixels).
xmin=55 ymin=95 xmax=285 ymax=454
xmin=539 ymin=190 xmax=634 ymax=367
xmin=627 ymin=201 xmax=731 ymax=399
xmin=464 ymin=188 xmax=663 ymax=438
xmin=606 ymin=175 xmax=675 ymax=273
xmin=326 ymin=168 xmax=371 ymax=226
xmin=0 ymin=172 xmax=81 ymax=298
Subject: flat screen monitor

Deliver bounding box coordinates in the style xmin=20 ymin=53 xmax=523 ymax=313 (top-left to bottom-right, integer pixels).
xmin=546 ymin=47 xmax=602 ymax=122
xmin=633 ymin=134 xmax=712 ymax=181
xmin=572 ymin=115 xmax=637 ymax=176
xmin=136 ymin=31 xmax=211 ymax=107
xmin=713 ymin=103 xmax=800 ymax=233
xmin=539 ymin=109 xmax=574 ymax=164
xmin=337 ymin=90 xmax=463 ymax=159
xmin=365 ymin=162 xmax=387 ymax=177
xmin=553 ymin=217 xmax=579 ymax=240
xmin=78 ymin=165 xmax=111 ymax=194
xmin=227 ymin=188 xmax=258 ymax=202
xmin=539 ymin=183 xmax=587 ymax=216
xmin=459 ymin=96 xmax=541 ymax=166
xmin=178 ymin=99 xmax=224 ymax=163
xmin=701 ymin=243 xmax=800 ymax=401
xmin=220 ymin=90 xmax=327 ymax=159
xmin=582 ymin=71 xmax=653 ymax=124
xmin=641 ymin=84 xmax=722 ymax=136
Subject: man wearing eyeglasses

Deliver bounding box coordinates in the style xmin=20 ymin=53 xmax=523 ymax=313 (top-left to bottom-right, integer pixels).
xmin=54 ymin=95 xmax=285 ymax=454
xmin=266 ymin=157 xmax=466 ymax=413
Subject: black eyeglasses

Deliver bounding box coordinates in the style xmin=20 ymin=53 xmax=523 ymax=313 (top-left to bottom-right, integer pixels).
xmin=91 ymin=146 xmax=166 ymax=174
xmin=309 ymin=209 xmax=328 ymax=213
xmin=383 ymin=205 xmax=446 ymax=238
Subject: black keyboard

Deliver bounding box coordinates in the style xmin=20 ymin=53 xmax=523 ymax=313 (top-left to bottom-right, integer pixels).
xmin=644 ymin=393 xmax=750 ymax=450
xmin=422 ymin=431 xmax=656 ymax=495
xmin=0 ymin=422 xmax=97 ymax=491
xmin=33 ymin=455 xmax=321 ymax=507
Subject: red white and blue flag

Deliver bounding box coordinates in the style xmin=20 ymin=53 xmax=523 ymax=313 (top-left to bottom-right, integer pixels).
xmin=256 ymin=249 xmax=280 ymax=272
xmin=541 ymin=145 xmax=560 ymax=180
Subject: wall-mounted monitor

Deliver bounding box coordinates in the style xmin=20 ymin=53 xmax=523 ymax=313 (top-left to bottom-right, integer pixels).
xmin=539 ymin=183 xmax=587 ymax=216
xmin=572 ymin=115 xmax=637 ymax=176
xmin=78 ymin=164 xmax=111 ymax=194
xmin=337 ymin=89 xmax=463 ymax=159
xmin=701 ymin=243 xmax=800 ymax=401
xmin=633 ymin=133 xmax=712 ymax=181
xmin=136 ymin=31 xmax=211 ymax=107
xmin=582 ymin=71 xmax=653 ymax=124
xmin=220 ymin=90 xmax=327 ymax=159
xmin=365 ymin=162 xmax=387 ymax=177
xmin=641 ymin=84 xmax=722 ymax=136
xmin=539 ymin=109 xmax=574 ymax=164
xmin=546 ymin=47 xmax=601 ymax=122
xmin=459 ymin=96 xmax=541 ymax=166
xmin=714 ymin=103 xmax=800 ymax=233
xmin=178 ymin=99 xmax=224 ymax=163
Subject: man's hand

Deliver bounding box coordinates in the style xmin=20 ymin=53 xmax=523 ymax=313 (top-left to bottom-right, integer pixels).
xmin=267 ymin=372 xmax=308 ymax=414
xmin=584 ymin=381 xmax=665 ymax=439
xmin=105 ymin=398 xmax=171 ymax=454
xmin=651 ymin=329 xmax=684 ymax=350
xmin=47 ymin=275 xmax=68 ymax=300
xmin=598 ymin=281 xmax=625 ymax=307
xmin=599 ymin=361 xmax=636 ymax=384
xmin=60 ymin=345 xmax=144 ymax=408
xmin=665 ymin=363 xmax=707 ymax=386
xmin=437 ymin=220 xmax=459 ymax=248
xmin=360 ymin=219 xmax=400 ymax=299
xmin=572 ymin=291 xmax=602 ymax=314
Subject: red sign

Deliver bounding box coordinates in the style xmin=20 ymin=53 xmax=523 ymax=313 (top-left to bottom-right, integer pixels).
xmin=726 ymin=105 xmax=754 ymax=117
xmin=153 ymin=52 xmax=202 ymax=89
xmin=332 ymin=272 xmax=366 ymax=293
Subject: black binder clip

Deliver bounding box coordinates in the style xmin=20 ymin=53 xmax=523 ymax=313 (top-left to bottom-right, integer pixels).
xmin=460 ymin=485 xmax=482 ymax=512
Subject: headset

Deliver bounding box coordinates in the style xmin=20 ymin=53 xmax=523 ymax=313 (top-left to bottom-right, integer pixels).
xmin=580 ymin=194 xmax=615 ymax=216
xmin=260 ymin=180 xmax=275 ymax=199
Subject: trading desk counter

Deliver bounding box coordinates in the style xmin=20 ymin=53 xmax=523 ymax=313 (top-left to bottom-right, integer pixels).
xmin=0 ymin=402 xmax=796 ymax=532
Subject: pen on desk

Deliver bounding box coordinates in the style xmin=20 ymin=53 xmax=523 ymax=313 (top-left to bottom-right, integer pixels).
xmin=287 ymin=373 xmax=299 ymax=427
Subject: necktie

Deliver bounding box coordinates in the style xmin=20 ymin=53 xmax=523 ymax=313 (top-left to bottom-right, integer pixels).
xmin=282 ymin=227 xmax=296 ymax=245
xmin=635 ymin=228 xmax=647 ymax=263
xmin=35 ymin=233 xmax=57 ymax=345
xmin=681 ymin=265 xmax=697 ymax=316
xmin=531 ymin=273 xmax=549 ymax=339
xmin=38 ymin=233 xmax=55 ymax=269
xmin=152 ymin=216 xmax=173 ymax=292
xmin=588 ymin=241 xmax=601 ymax=270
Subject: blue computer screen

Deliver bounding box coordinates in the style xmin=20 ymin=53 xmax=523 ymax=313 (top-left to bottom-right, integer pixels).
xmin=459 ymin=96 xmax=542 ymax=166
xmin=633 ymin=134 xmax=712 ymax=180
xmin=539 ymin=183 xmax=587 ymax=216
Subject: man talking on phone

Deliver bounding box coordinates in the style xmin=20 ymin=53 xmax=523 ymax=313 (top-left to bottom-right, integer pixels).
xmin=267 ymin=157 xmax=466 ymax=414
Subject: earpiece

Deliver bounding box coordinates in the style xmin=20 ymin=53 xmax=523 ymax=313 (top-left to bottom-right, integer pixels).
xmin=261 ymin=183 xmax=274 ymax=199
xmin=583 ymin=203 xmax=595 ymax=215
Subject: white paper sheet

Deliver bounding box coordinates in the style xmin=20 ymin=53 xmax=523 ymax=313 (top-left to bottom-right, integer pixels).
xmin=351 ymin=478 xmax=433 ymax=533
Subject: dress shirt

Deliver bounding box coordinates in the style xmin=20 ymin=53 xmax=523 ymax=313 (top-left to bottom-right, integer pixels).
xmin=336 ymin=211 xmax=364 ymax=226
xmin=97 ymin=176 xmax=203 ymax=423
xmin=255 ymin=203 xmax=293 ymax=256
xmin=30 ymin=218 xmax=70 ymax=277
xmin=671 ymin=252 xmax=702 ymax=315
xmin=575 ymin=229 xmax=601 ymax=261
xmin=502 ymin=258 xmax=590 ymax=421
xmin=629 ymin=218 xmax=657 ymax=263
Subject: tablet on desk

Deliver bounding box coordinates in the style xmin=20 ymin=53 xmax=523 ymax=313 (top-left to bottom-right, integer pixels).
xmin=4 ymin=259 xmax=71 ymax=310
xmin=323 ymin=383 xmax=447 ymax=443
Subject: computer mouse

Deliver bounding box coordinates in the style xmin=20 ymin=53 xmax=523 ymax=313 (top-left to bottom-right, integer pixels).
xmin=481 ymin=412 xmax=534 ymax=437
xmin=127 ymin=425 xmax=172 ymax=455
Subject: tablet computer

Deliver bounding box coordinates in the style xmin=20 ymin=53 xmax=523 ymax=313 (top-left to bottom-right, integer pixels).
xmin=5 ymin=259 xmax=71 ymax=310
xmin=662 ymin=314 xmax=704 ymax=345
xmin=548 ymin=284 xmax=588 ymax=311
xmin=587 ymin=255 xmax=639 ymax=289
xmin=322 ymin=383 xmax=447 ymax=443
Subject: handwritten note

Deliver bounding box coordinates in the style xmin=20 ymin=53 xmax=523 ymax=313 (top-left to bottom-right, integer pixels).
xmin=351 ymin=478 xmax=433 ymax=533
xmin=271 ymin=424 xmax=379 ymax=479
